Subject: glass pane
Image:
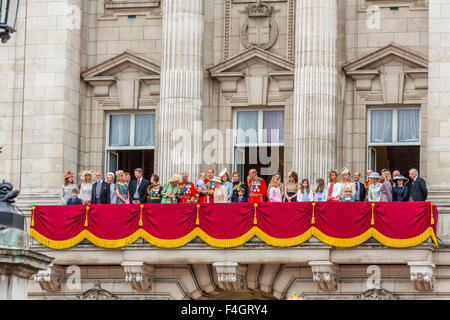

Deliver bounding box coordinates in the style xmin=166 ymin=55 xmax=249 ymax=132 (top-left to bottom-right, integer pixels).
xmin=236 ymin=111 xmax=258 ymax=145
xmin=398 ymin=109 xmax=420 ymax=143
xmin=0 ymin=1 xmax=6 ymax=25
xmin=7 ymin=0 xmax=19 ymax=28
xmin=263 ymin=111 xmax=284 ymax=143
xmin=135 ymin=114 xmax=155 ymax=146
xmin=370 ymin=110 xmax=392 ymax=143
xmin=109 ymin=152 xmax=118 ymax=176
xmin=109 ymin=115 xmax=130 ymax=147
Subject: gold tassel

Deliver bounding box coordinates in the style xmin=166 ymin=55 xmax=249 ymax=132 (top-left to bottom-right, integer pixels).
xmin=139 ymin=204 xmax=144 ymax=227
xmin=196 ymin=204 xmax=200 ymax=225
xmin=431 ymin=202 xmax=435 ymax=225
xmin=253 ymin=203 xmax=258 ymax=225
xmin=311 ymin=202 xmax=316 ymax=225
xmin=31 ymin=206 xmax=35 ymax=227
xmin=371 ymin=203 xmax=375 ymax=226
xmin=84 ymin=206 xmax=89 ymax=227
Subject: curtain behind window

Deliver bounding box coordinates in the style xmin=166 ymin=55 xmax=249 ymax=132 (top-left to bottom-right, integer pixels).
xmin=263 ymin=110 xmax=284 ymax=143
xmin=236 ymin=111 xmax=258 ymax=145
xmin=135 ymin=114 xmax=155 ymax=146
xmin=109 ymin=115 xmax=130 ymax=147
xmin=398 ymin=109 xmax=420 ymax=142
xmin=370 ymin=110 xmax=392 ymax=143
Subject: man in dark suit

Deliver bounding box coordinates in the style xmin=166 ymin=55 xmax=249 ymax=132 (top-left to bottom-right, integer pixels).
xmin=128 ymin=168 xmax=150 ymax=204
xmin=91 ymin=171 xmax=111 ymax=204
xmin=353 ymin=171 xmax=366 ymax=202
xmin=67 ymin=188 xmax=83 ymax=205
xmin=408 ymin=168 xmax=428 ymax=201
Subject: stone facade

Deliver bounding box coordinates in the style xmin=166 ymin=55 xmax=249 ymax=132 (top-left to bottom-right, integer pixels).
xmin=1 ymin=0 xmax=450 ymax=299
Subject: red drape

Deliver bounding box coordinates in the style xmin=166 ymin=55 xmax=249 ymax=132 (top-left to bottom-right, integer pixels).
xmin=29 ymin=202 xmax=438 ymax=249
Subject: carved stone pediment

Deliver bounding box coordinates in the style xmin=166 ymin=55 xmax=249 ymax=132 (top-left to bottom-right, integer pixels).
xmin=78 ymin=281 xmax=118 ymax=300
xmin=82 ymin=51 xmax=161 ymax=108
xmin=209 ymin=47 xmax=294 ymax=104
xmin=343 ymin=43 xmax=428 ymax=103
xmin=355 ymin=288 xmax=398 ymax=300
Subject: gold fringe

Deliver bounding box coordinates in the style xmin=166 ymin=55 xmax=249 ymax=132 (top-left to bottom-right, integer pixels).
xmin=312 ymin=227 xmax=373 ymax=248
xmin=85 ymin=230 xmax=141 ymax=248
xmin=84 ymin=206 xmax=89 ymax=227
xmin=372 ymin=227 xmax=438 ymax=248
xmin=198 ymin=228 xmax=256 ymax=248
xmin=31 ymin=206 xmax=35 ymax=227
xmin=255 ymin=227 xmax=313 ymax=247
xmin=253 ymin=203 xmax=258 ymax=225
xmin=29 ymin=229 xmax=87 ymax=250
xmin=431 ymin=202 xmax=435 ymax=225
xmin=140 ymin=228 xmax=199 ymax=248
xmin=139 ymin=204 xmax=144 ymax=227
xmin=196 ymin=204 xmax=200 ymax=225
xmin=311 ymin=202 xmax=316 ymax=225
xmin=371 ymin=203 xmax=375 ymax=226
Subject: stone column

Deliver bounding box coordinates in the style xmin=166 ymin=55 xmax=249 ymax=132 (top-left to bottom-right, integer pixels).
xmin=292 ymin=0 xmax=338 ymax=181
xmin=427 ymin=0 xmax=450 ymax=201
xmin=158 ymin=0 xmax=204 ymax=183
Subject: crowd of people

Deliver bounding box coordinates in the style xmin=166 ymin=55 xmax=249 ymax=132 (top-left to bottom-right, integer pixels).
xmin=60 ymin=166 xmax=428 ymax=206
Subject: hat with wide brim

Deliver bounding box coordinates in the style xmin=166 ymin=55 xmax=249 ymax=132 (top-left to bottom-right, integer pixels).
xmin=212 ymin=176 xmax=222 ymax=184
xmin=393 ymin=175 xmax=409 ymax=184
xmin=64 ymin=171 xmax=74 ymax=179
xmin=169 ymin=174 xmax=181 ymax=183
xmin=368 ymin=172 xmax=382 ymax=180
xmin=79 ymin=170 xmax=93 ymax=180
xmin=328 ymin=169 xmax=340 ymax=176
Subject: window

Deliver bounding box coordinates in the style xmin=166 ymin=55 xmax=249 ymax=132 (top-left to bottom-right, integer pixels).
xmin=368 ymin=108 xmax=420 ymax=146
xmin=107 ymin=113 xmax=155 ymax=150
xmin=235 ymin=110 xmax=285 ymax=146
xmin=233 ymin=109 xmax=285 ymax=185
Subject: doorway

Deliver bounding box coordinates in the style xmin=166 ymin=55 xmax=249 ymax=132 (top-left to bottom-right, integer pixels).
xmin=108 ymin=150 xmax=154 ymax=181
xmin=368 ymin=146 xmax=419 ymax=177
xmin=235 ymin=146 xmax=284 ymax=186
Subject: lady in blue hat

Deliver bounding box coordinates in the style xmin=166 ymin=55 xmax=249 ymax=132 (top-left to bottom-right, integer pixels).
xmin=367 ymin=172 xmax=382 ymax=202
xmin=392 ymin=175 xmax=409 ymax=202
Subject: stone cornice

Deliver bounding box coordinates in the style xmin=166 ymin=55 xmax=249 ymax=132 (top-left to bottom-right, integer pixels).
xmin=343 ymin=43 xmax=428 ymax=72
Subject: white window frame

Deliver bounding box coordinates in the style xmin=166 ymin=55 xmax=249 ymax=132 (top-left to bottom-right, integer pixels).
xmin=233 ymin=108 xmax=285 ymax=148
xmin=232 ymin=108 xmax=285 ymax=175
xmin=105 ymin=112 xmax=156 ymax=151
xmin=367 ymin=107 xmax=421 ymax=147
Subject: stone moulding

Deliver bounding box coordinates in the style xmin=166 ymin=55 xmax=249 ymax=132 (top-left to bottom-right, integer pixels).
xmin=408 ymin=261 xmax=435 ymax=292
xmin=121 ymin=261 xmax=155 ymax=292
xmin=213 ymin=262 xmax=248 ymax=291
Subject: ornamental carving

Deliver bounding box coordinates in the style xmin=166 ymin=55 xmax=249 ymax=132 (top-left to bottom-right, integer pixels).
xmin=78 ymin=281 xmax=118 ymax=300
xmin=355 ymin=288 xmax=398 ymax=300
xmin=241 ymin=1 xmax=278 ymax=50
xmin=33 ymin=263 xmax=64 ymax=292
xmin=213 ymin=262 xmax=247 ymax=291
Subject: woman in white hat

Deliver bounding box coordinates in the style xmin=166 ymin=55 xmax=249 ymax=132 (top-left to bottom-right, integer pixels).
xmin=106 ymin=172 xmax=117 ymax=204
xmin=162 ymin=174 xmax=181 ymax=204
xmin=212 ymin=176 xmax=228 ymax=203
xmin=367 ymin=172 xmax=382 ymax=202
xmin=79 ymin=170 xmax=93 ymax=205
